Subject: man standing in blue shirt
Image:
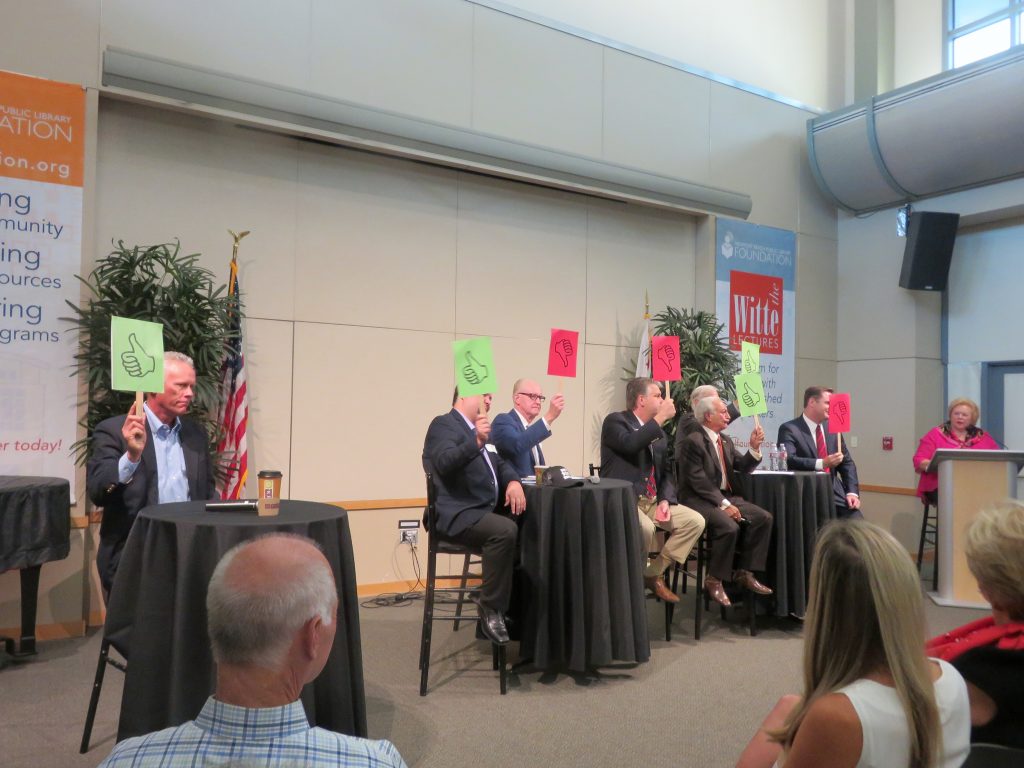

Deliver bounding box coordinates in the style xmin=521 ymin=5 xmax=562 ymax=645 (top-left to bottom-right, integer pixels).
xmin=99 ymin=533 xmax=408 ymax=768
xmin=491 ymin=378 xmax=565 ymax=478
xmin=87 ymin=351 xmax=215 ymax=594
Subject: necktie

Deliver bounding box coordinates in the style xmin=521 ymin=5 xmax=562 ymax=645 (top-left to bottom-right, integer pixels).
xmin=645 ymin=465 xmax=657 ymax=499
xmin=816 ymin=424 xmax=831 ymax=474
xmin=716 ymin=436 xmax=732 ymax=492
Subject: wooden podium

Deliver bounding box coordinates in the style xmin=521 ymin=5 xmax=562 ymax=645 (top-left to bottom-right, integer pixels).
xmin=929 ymin=449 xmax=1024 ymax=608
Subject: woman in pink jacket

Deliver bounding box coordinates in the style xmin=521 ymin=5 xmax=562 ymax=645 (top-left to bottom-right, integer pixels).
xmin=913 ymin=398 xmax=999 ymax=503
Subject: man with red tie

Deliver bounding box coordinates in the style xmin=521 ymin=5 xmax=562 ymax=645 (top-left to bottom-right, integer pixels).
xmin=777 ymin=386 xmax=862 ymax=519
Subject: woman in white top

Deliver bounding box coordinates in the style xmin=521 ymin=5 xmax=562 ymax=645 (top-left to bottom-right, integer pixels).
xmin=736 ymin=520 xmax=971 ymax=768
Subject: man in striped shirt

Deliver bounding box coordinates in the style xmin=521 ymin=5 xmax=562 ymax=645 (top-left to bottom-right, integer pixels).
xmin=99 ymin=534 xmax=407 ymax=767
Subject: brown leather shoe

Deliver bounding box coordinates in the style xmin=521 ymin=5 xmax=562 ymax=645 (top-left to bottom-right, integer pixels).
xmin=704 ymin=577 xmax=731 ymax=607
xmin=644 ymin=575 xmax=680 ymax=603
xmin=734 ymin=569 xmax=773 ymax=596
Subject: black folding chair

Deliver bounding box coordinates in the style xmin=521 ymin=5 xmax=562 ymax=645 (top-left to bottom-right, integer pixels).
xmin=80 ymin=636 xmax=127 ymax=753
xmin=419 ymin=473 xmax=507 ymax=695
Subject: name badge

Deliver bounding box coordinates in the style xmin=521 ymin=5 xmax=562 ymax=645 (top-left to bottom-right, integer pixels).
xmin=485 ymin=444 xmax=497 ymax=454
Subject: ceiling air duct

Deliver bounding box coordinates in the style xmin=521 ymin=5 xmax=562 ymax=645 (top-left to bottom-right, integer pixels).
xmin=807 ymin=47 xmax=1024 ymax=215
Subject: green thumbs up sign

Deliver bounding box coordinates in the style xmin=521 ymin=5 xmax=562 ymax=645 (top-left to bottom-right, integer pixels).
xmin=122 ymin=333 xmax=156 ymax=378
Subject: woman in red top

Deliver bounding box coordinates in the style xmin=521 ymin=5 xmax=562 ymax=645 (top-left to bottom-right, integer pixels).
xmin=912 ymin=398 xmax=999 ymax=503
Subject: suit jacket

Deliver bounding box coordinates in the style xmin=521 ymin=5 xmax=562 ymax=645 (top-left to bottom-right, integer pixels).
xmin=422 ymin=409 xmax=520 ymax=538
xmin=676 ymin=427 xmax=760 ymax=515
xmin=777 ymin=416 xmax=860 ymax=501
xmin=490 ymin=408 xmax=550 ymax=478
xmin=599 ymin=410 xmax=678 ymax=504
xmin=87 ymin=412 xmax=215 ymax=590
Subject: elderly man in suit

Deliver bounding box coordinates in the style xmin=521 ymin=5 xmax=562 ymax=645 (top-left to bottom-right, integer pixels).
xmin=600 ymin=377 xmax=705 ymax=604
xmin=87 ymin=351 xmax=216 ymax=595
xmin=777 ymin=386 xmax=862 ymax=518
xmin=422 ymin=390 xmax=526 ymax=645
xmin=676 ymin=396 xmax=774 ymax=606
xmin=491 ymin=378 xmax=565 ymax=478
xmin=675 ymin=384 xmax=741 ymax=444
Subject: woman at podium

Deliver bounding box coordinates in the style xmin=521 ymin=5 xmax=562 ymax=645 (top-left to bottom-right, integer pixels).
xmin=927 ymin=501 xmax=1024 ymax=748
xmin=913 ymin=398 xmax=999 ymax=504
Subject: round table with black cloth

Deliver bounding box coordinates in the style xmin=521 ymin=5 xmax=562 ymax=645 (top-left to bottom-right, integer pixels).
xmin=737 ymin=471 xmax=835 ymax=618
xmin=103 ymin=500 xmax=367 ymax=742
xmin=0 ymin=476 xmax=71 ymax=656
xmin=516 ymin=478 xmax=649 ymax=671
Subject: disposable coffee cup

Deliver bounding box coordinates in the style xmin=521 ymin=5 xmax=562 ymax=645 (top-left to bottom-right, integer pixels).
xmin=534 ymin=465 xmax=548 ymax=485
xmin=257 ymin=470 xmax=282 ymax=516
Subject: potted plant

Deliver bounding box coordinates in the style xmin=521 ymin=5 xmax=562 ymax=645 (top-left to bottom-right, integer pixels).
xmin=64 ymin=240 xmax=238 ymax=463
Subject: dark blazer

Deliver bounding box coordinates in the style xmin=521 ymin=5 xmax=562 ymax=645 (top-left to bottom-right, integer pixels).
xmin=490 ymin=408 xmax=550 ymax=478
xmin=599 ymin=410 xmax=677 ymax=504
xmin=676 ymin=427 xmax=760 ymax=514
xmin=777 ymin=416 xmax=860 ymax=501
xmin=422 ymin=409 xmax=520 ymax=538
xmin=87 ymin=412 xmax=215 ymax=591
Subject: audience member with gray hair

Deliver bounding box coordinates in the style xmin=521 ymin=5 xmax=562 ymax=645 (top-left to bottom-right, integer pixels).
xmin=927 ymin=500 xmax=1024 ymax=748
xmin=99 ymin=534 xmax=408 ymax=768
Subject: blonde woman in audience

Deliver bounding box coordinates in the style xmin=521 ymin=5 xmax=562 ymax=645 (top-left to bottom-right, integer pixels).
xmin=736 ymin=521 xmax=970 ymax=768
xmin=926 ymin=501 xmax=1024 ymax=748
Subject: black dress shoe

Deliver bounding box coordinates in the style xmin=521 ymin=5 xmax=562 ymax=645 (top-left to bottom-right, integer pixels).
xmin=475 ymin=601 xmax=510 ymax=645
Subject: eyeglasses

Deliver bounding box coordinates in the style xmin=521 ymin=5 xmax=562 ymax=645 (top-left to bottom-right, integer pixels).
xmin=517 ymin=393 xmax=546 ymax=403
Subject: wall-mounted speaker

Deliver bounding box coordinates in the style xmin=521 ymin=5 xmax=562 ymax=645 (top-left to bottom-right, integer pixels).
xmin=899 ymin=212 xmax=960 ymax=291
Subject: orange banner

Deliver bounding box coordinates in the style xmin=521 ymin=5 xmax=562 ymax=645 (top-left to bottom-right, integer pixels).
xmin=0 ymin=70 xmax=85 ymax=187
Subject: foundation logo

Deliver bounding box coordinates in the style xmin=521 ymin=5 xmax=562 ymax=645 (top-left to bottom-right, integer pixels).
xmin=729 ymin=270 xmax=782 ymax=354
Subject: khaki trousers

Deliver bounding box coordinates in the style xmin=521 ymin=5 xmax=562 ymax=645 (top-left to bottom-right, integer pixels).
xmin=637 ymin=497 xmax=706 ymax=578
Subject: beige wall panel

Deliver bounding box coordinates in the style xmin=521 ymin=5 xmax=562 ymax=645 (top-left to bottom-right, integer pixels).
xmin=582 ymin=343 xmax=638 ymax=469
xmin=244 ymin=318 xmax=294 ymax=499
xmin=346 ymin=506 xmax=426 ymax=586
xmin=602 ymin=49 xmax=711 ymax=183
xmin=796 ymin=234 xmax=837 ymax=362
xmin=797 ymin=143 xmax=838 ymax=240
xmin=101 ymin=0 xmax=311 ymax=88
xmin=585 ymin=200 xmax=698 ymax=348
xmin=914 ymin=357 xmax=946 ymax=448
xmin=793 ymin=357 xmax=837 ymax=420
xmin=485 ymin=336 xmax=586 ymax=477
xmin=454 ymin=176 xmax=587 ymax=338
xmin=293 ymin=143 xmax=458 ymax=331
xmin=860 ymin=490 xmax=923 ymax=553
xmin=894 ymin=0 xmax=943 ymax=88
xmin=837 ymin=211 xmax=922 ymax=361
xmin=838 ymin=357 xmax=919 ymax=489
xmin=472 ymin=7 xmax=603 ymax=156
xmin=309 ymin=0 xmax=473 ymax=126
xmin=0 ymin=0 xmax=100 ymax=85
xmin=709 ymin=84 xmax=805 ymax=232
xmin=95 ymin=102 xmax=301 ymax=319
xmin=0 ymin=530 xmax=86 ymax=632
xmin=290 ymin=323 xmax=453 ymax=502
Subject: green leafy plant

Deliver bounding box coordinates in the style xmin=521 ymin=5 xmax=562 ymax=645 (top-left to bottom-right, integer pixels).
xmin=640 ymin=307 xmax=739 ymax=460
xmin=63 ymin=241 xmax=239 ymax=465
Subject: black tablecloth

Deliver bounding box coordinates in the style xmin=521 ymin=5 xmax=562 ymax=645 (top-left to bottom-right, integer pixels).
xmin=518 ymin=478 xmax=649 ymax=671
xmin=104 ymin=500 xmax=367 ymax=741
xmin=0 ymin=475 xmax=70 ymax=571
xmin=738 ymin=471 xmax=835 ymax=618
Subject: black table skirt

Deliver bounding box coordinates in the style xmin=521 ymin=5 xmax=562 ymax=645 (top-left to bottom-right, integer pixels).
xmin=0 ymin=475 xmax=70 ymax=571
xmin=518 ymin=478 xmax=649 ymax=671
xmin=739 ymin=471 xmax=835 ymax=618
xmin=104 ymin=500 xmax=366 ymax=741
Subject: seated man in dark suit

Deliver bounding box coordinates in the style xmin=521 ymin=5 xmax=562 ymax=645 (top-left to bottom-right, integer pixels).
xmin=422 ymin=390 xmax=526 ymax=645
xmin=676 ymin=396 xmax=774 ymax=606
xmin=491 ymin=378 xmax=565 ymax=478
xmin=777 ymin=386 xmax=862 ymax=519
xmin=600 ymin=377 xmax=705 ymax=604
xmin=87 ymin=351 xmax=216 ymax=595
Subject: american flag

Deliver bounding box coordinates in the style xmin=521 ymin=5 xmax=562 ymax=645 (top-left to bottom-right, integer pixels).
xmin=216 ymin=256 xmax=248 ymax=499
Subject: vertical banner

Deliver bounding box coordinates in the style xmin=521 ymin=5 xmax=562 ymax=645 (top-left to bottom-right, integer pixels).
xmin=0 ymin=70 xmax=84 ymax=490
xmin=715 ymin=219 xmax=796 ymax=451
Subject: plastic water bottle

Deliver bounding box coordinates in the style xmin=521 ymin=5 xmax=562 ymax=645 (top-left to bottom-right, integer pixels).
xmin=768 ymin=442 xmax=778 ymax=471
xmin=778 ymin=444 xmax=788 ymax=471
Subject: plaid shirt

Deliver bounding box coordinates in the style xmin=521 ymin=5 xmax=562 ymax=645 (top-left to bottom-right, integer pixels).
xmin=98 ymin=697 xmax=407 ymax=767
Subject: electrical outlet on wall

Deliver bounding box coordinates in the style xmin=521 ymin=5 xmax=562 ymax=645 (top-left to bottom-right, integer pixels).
xmin=398 ymin=519 xmax=419 ymax=545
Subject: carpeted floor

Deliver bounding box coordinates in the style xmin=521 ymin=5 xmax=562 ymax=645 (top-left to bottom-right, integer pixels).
xmin=0 ymin=588 xmax=987 ymax=768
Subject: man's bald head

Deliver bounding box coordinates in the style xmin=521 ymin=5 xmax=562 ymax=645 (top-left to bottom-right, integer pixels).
xmin=207 ymin=534 xmax=336 ymax=669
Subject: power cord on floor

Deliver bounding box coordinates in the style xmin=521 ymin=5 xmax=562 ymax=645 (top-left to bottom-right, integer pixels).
xmin=360 ymin=540 xmax=426 ymax=608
